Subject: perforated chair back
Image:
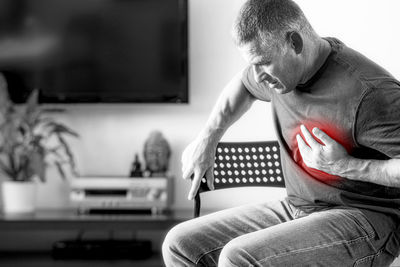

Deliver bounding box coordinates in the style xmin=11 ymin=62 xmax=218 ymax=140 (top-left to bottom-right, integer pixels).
xmin=194 ymin=141 xmax=285 ymax=217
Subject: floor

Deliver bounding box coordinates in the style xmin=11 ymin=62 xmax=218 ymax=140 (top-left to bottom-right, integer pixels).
xmin=0 ymin=252 xmax=164 ymax=267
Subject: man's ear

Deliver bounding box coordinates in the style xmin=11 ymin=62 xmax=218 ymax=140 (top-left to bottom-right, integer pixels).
xmin=287 ymin=31 xmax=303 ymax=54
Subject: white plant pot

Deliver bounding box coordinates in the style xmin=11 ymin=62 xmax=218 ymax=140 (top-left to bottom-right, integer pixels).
xmin=1 ymin=181 xmax=37 ymax=213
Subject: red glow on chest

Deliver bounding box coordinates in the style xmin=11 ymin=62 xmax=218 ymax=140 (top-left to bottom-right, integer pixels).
xmin=292 ymin=121 xmax=353 ymax=182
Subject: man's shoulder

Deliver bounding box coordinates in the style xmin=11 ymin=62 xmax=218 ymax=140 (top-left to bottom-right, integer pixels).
xmin=359 ymin=80 xmax=400 ymax=109
xmin=327 ymin=37 xmax=396 ymax=89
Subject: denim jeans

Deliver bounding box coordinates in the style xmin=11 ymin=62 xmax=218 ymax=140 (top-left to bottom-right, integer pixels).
xmin=162 ymin=200 xmax=396 ymax=266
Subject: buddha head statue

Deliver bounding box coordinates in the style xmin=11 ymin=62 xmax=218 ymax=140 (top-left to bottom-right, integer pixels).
xmin=143 ymin=131 xmax=171 ymax=176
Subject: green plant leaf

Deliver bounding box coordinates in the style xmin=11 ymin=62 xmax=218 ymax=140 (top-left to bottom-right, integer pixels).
xmin=28 ymin=151 xmax=46 ymax=182
xmin=54 ymin=161 xmax=66 ymax=180
xmin=45 ymin=122 xmax=79 ymax=138
xmin=0 ymin=157 xmax=14 ymax=178
xmin=7 ymin=153 xmax=16 ymax=177
xmin=23 ymin=89 xmax=42 ymax=129
xmin=0 ymin=73 xmax=11 ymax=115
xmin=25 ymin=89 xmax=39 ymax=114
xmin=56 ymin=134 xmax=77 ymax=173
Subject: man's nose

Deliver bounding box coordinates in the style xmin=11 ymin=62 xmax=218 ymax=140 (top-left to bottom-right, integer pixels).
xmin=253 ymin=65 xmax=272 ymax=84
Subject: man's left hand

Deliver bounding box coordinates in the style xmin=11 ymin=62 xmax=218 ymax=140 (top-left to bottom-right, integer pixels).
xmin=296 ymin=125 xmax=349 ymax=176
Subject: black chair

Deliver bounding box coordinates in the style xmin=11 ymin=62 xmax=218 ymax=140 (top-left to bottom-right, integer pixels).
xmin=194 ymin=141 xmax=286 ymax=217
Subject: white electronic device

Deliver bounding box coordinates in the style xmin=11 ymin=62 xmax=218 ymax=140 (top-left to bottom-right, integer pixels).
xmin=69 ymin=177 xmax=173 ymax=214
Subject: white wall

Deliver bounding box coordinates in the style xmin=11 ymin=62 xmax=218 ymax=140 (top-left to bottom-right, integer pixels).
xmin=34 ymin=0 xmax=400 ymax=211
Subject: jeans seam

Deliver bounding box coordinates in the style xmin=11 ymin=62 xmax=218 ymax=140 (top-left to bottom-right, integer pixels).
xmin=353 ymin=247 xmax=393 ymax=267
xmin=195 ymin=245 xmax=225 ymax=265
xmin=354 ymin=248 xmax=382 ymax=265
xmin=256 ymin=234 xmax=372 ymax=265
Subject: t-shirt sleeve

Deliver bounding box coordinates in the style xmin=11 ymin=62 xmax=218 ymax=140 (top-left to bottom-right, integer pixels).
xmin=355 ymin=83 xmax=400 ymax=158
xmin=241 ymin=66 xmax=272 ymax=102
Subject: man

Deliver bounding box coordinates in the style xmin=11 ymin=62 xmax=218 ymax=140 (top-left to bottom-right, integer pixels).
xmin=163 ymin=0 xmax=400 ymax=266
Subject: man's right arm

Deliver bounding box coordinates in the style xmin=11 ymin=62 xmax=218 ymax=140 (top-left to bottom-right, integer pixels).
xmin=182 ymin=71 xmax=257 ymax=200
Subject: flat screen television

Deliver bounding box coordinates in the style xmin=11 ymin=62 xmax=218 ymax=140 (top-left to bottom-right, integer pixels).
xmin=0 ymin=0 xmax=188 ymax=103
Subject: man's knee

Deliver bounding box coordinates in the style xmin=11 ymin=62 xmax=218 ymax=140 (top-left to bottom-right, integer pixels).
xmin=162 ymin=220 xmax=199 ymax=265
xmin=219 ymin=238 xmax=256 ymax=267
xmin=162 ymin=222 xmax=187 ymax=256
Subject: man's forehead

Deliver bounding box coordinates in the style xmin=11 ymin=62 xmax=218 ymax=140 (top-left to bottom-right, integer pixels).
xmin=238 ymin=41 xmax=273 ymax=63
xmin=240 ymin=41 xmax=262 ymax=53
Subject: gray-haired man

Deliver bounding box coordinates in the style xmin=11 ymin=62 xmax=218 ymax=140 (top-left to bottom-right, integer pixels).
xmin=163 ymin=0 xmax=400 ymax=266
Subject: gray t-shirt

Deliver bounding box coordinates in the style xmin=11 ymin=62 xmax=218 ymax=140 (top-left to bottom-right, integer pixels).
xmin=242 ymin=37 xmax=400 ymax=255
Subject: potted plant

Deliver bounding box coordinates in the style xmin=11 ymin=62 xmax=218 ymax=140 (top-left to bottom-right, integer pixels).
xmin=0 ymin=82 xmax=78 ymax=213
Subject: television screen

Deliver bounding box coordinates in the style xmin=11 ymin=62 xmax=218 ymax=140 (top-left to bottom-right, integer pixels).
xmin=0 ymin=0 xmax=188 ymax=103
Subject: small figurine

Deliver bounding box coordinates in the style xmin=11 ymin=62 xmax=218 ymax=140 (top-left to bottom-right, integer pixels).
xmin=129 ymin=153 xmax=143 ymax=177
xmin=143 ymin=131 xmax=171 ymax=177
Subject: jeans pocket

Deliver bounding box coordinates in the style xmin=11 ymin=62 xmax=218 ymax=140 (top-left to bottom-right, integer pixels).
xmin=354 ymin=248 xmax=395 ymax=267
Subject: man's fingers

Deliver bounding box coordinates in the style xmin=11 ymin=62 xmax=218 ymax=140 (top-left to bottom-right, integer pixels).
xmin=205 ymin=168 xmax=215 ymax=190
xmin=188 ymin=171 xmax=202 ymax=200
xmin=300 ymin=125 xmax=320 ymax=148
xmin=312 ymin=127 xmax=335 ymax=146
xmin=297 ymin=134 xmax=311 ymax=157
xmin=182 ymin=166 xmax=193 ymax=180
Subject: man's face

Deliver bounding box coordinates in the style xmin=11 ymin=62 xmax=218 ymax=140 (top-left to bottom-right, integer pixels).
xmin=239 ymin=39 xmax=302 ymax=94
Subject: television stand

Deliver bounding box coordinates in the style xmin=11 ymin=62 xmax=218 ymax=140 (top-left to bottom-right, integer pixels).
xmin=0 ymin=209 xmax=192 ymax=266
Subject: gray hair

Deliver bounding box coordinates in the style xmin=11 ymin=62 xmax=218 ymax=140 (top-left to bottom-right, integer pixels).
xmin=232 ymin=0 xmax=316 ymax=51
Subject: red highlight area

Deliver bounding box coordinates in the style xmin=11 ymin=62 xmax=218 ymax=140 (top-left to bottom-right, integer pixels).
xmin=292 ymin=121 xmax=353 ymax=182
